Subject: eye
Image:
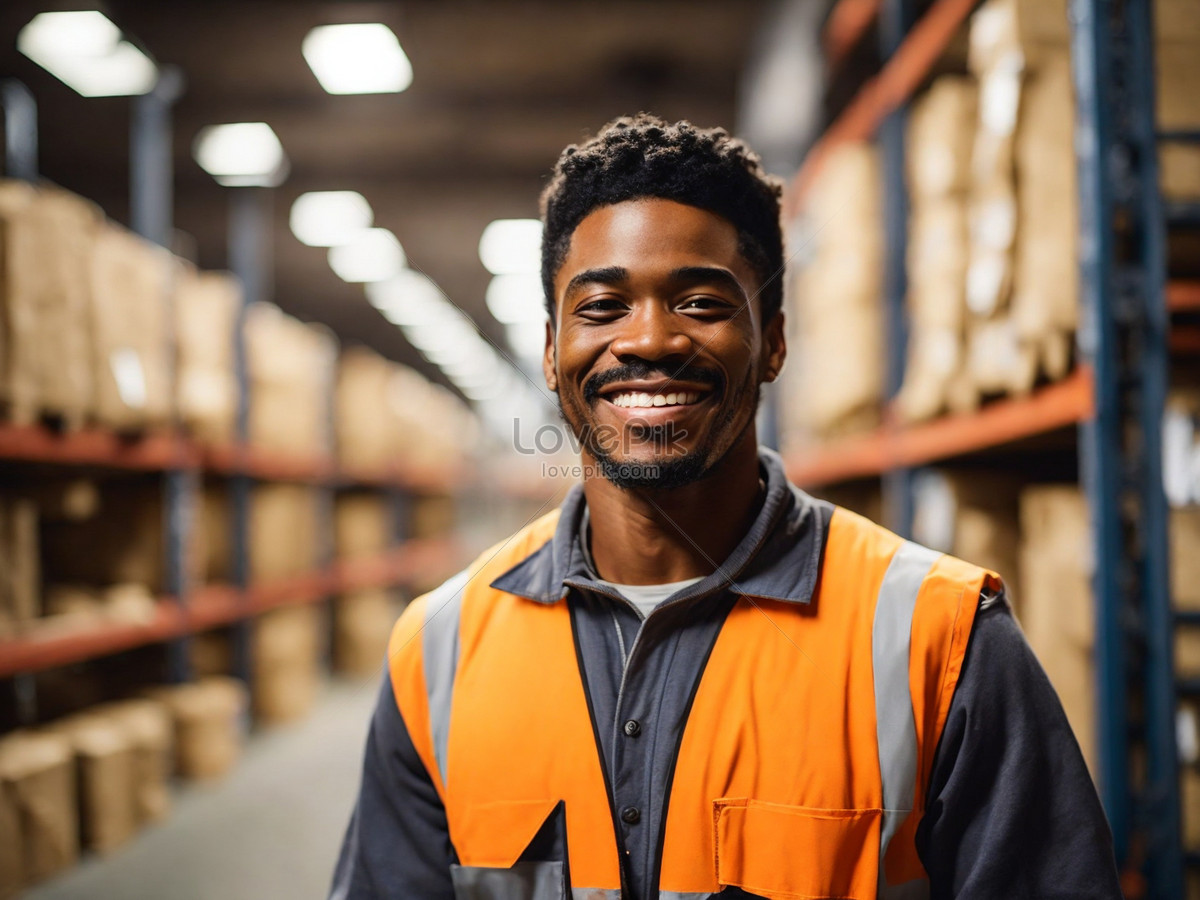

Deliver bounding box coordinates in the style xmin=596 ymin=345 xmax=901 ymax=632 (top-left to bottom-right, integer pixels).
xmin=575 ymin=296 xmax=627 ymax=319
xmin=679 ymin=295 xmax=735 ymax=313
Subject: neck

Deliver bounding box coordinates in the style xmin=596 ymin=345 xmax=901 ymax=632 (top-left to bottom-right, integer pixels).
xmin=582 ymin=432 xmax=763 ymax=585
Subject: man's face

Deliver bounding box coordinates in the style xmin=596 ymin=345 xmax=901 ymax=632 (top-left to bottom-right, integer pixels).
xmin=544 ymin=197 xmax=785 ymax=489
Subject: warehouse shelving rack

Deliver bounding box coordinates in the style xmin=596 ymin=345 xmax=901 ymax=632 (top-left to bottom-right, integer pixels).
xmin=0 ymin=81 xmax=466 ymax=725
xmin=787 ymin=0 xmax=1188 ymax=895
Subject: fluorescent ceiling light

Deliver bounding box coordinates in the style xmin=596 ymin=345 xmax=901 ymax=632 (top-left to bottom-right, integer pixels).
xmin=479 ymin=219 xmax=542 ymax=275
xmin=328 ymin=228 xmax=405 ymax=282
xmin=486 ymin=273 xmax=546 ymax=324
xmin=193 ymin=122 xmax=288 ymax=187
xmin=366 ymin=269 xmax=447 ymax=325
xmin=402 ymin=314 xmax=476 ymax=354
xmin=18 ymin=11 xmax=157 ymax=97
xmin=290 ymin=191 xmax=373 ymax=247
xmin=302 ymin=24 xmax=412 ymax=95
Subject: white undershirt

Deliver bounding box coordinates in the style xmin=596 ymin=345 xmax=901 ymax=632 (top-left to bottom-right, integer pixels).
xmin=596 ymin=576 xmax=705 ymax=619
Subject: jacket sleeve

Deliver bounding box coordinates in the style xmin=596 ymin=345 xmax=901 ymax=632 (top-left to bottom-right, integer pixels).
xmin=916 ymin=600 xmax=1124 ymax=899
xmin=329 ymin=663 xmax=456 ymax=900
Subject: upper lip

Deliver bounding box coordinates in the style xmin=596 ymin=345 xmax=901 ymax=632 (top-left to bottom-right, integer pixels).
xmin=598 ymin=380 xmax=713 ymax=398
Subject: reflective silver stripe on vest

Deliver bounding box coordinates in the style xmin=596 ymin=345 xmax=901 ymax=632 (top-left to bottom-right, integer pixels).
xmin=571 ymin=889 xmax=622 ymax=900
xmin=654 ymin=892 xmax=719 ymax=899
xmin=423 ymin=568 xmax=471 ymax=788
xmin=873 ymin=541 xmax=939 ymax=900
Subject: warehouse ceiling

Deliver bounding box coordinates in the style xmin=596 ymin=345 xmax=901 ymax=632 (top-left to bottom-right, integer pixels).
xmin=0 ymin=0 xmax=771 ymax=392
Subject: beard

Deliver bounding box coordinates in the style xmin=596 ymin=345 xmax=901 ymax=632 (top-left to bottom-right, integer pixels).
xmin=555 ymin=360 xmax=759 ymax=491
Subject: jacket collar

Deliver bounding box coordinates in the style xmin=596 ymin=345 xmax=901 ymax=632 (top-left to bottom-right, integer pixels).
xmin=488 ymin=447 xmax=829 ymax=606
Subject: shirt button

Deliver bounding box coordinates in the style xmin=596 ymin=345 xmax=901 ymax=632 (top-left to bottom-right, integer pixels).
xmin=623 ymin=719 xmax=641 ymax=737
xmin=621 ymin=806 xmax=641 ymax=825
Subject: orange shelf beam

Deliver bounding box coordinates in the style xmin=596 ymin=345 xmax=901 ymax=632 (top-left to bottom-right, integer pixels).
xmin=786 ymin=366 xmax=1095 ymax=488
xmin=824 ymin=0 xmax=883 ymax=72
xmin=0 ymin=425 xmax=198 ymax=470
xmin=1168 ymin=280 xmax=1200 ymax=314
xmin=786 ymin=0 xmax=979 ymax=215
xmin=0 ymin=539 xmax=465 ymax=678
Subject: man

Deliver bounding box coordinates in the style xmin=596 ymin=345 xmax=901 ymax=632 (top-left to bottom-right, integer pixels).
xmin=331 ymin=116 xmax=1121 ymax=899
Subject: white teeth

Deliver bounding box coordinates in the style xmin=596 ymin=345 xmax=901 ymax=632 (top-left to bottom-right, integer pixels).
xmin=607 ymin=389 xmax=706 ymax=409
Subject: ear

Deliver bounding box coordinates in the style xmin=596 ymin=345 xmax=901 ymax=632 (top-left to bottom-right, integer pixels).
xmin=761 ymin=310 xmax=786 ymax=383
xmin=543 ymin=319 xmax=558 ymax=392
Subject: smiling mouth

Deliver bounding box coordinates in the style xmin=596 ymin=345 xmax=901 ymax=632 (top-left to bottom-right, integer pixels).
xmin=606 ymin=390 xmax=707 ymax=409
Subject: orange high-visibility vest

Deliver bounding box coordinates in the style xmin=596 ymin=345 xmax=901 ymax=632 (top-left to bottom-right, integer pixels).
xmin=388 ymin=505 xmax=997 ymax=900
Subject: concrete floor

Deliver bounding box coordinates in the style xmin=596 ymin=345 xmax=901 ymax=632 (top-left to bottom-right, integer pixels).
xmin=25 ymin=677 xmax=380 ymax=900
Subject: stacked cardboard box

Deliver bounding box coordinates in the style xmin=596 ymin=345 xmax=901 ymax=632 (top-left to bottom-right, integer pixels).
xmin=244 ymin=303 xmax=336 ymax=458
xmin=0 ymin=730 xmax=77 ymax=898
xmin=147 ymin=676 xmax=247 ymax=780
xmin=334 ymin=588 xmax=397 ymax=679
xmin=46 ymin=713 xmax=138 ymax=854
xmin=88 ymin=223 xmax=173 ymax=431
xmin=250 ymin=484 xmax=318 ymax=581
xmin=175 ymin=266 xmax=240 ymax=447
xmin=1017 ymin=484 xmax=1096 ymax=775
xmin=911 ymin=469 xmax=1022 ymax=612
xmin=782 ymin=142 xmax=885 ymax=443
xmin=253 ymin=606 xmax=322 ymax=724
xmin=0 ymin=494 xmax=39 ymax=637
xmin=0 ymin=182 xmax=97 ymax=430
xmin=896 ymin=78 xmax=977 ymax=422
xmin=1157 ymin=1 xmax=1200 ymax=204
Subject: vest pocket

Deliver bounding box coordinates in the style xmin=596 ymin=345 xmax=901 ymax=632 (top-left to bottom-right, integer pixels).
xmin=712 ymin=798 xmax=881 ymax=900
xmin=451 ymin=799 xmax=569 ymax=900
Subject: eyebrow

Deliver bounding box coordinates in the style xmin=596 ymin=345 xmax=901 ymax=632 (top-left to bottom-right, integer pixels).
xmin=562 ymin=265 xmax=750 ymax=304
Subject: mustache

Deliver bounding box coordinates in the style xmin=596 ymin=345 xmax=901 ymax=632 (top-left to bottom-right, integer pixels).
xmin=582 ymin=361 xmax=724 ymax=404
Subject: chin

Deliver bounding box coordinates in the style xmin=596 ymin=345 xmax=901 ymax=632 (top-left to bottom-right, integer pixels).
xmin=594 ymin=450 xmax=710 ymax=491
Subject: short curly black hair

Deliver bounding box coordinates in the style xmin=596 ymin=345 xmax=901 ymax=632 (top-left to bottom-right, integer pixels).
xmin=539 ymin=114 xmax=784 ymax=324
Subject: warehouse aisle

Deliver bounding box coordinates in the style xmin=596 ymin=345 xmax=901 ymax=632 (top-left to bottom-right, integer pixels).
xmin=24 ymin=678 xmax=379 ymax=900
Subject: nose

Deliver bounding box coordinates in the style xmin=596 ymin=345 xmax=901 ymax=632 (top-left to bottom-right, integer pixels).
xmin=607 ymin=301 xmax=693 ymax=364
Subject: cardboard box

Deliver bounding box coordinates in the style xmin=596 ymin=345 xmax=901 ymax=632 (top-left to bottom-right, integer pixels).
xmin=254 ymin=606 xmax=322 ymax=724
xmin=1173 ymin=508 xmax=1200 ymax=610
xmin=175 ymin=266 xmax=239 ymax=446
xmin=245 ymin=303 xmax=336 ymax=457
xmin=0 ymin=730 xmax=77 ymax=896
xmin=89 ymin=699 xmax=173 ymax=826
xmin=0 ymin=495 xmax=39 ymax=631
xmin=335 ymin=493 xmax=391 ymax=560
xmin=47 ymin=713 xmax=137 ymax=854
xmin=0 ymin=181 xmax=97 ymax=428
xmin=1019 ymin=485 xmax=1096 ymax=775
xmin=907 ymin=77 xmax=977 ymax=199
xmin=250 ymin=484 xmax=318 ymax=581
xmin=149 ymin=677 xmax=247 ymax=780
xmin=88 ymin=222 xmax=173 ymax=431
xmin=335 ymin=589 xmax=399 ymax=679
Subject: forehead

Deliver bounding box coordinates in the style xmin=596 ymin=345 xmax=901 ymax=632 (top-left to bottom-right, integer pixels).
xmin=556 ymin=198 xmax=750 ymax=289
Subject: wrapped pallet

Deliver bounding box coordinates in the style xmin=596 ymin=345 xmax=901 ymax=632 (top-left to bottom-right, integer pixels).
xmin=88 ymin=222 xmax=173 ymax=431
xmin=782 ymin=142 xmax=885 ymax=442
xmin=175 ymin=266 xmax=240 ymax=446
xmin=250 ymin=484 xmax=318 ymax=581
xmin=911 ymin=469 xmax=1022 ymax=613
xmin=1018 ymin=485 xmax=1096 ymax=775
xmin=335 ymin=588 xmax=398 ymax=678
xmin=254 ymin=606 xmax=322 ymax=724
xmin=148 ymin=676 xmax=247 ymax=780
xmin=896 ymin=78 xmax=975 ymax=422
xmin=89 ymin=698 xmax=173 ymax=826
xmin=0 ymin=181 xmax=97 ymax=429
xmin=0 ymin=730 xmax=77 ymax=897
xmin=335 ymin=492 xmax=391 ymax=560
xmin=245 ymin=303 xmax=336 ymax=458
xmin=46 ymin=713 xmax=137 ymax=854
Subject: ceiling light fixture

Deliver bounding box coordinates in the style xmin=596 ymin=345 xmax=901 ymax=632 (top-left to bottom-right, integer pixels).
xmin=18 ymin=11 xmax=158 ymax=97
xmin=478 ymin=219 xmax=542 ymax=275
xmin=328 ymin=228 xmax=405 ymax=282
xmin=302 ymin=23 xmax=413 ymax=95
xmin=290 ymin=191 xmax=373 ymax=247
xmin=193 ymin=122 xmax=288 ymax=187
xmin=486 ymin=273 xmax=546 ymax=324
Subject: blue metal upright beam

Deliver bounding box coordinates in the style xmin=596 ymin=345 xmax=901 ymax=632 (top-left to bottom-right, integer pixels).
xmin=1069 ymin=0 xmax=1181 ymax=894
xmin=879 ymin=0 xmax=915 ymax=538
xmin=1 ymin=80 xmax=37 ymax=182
